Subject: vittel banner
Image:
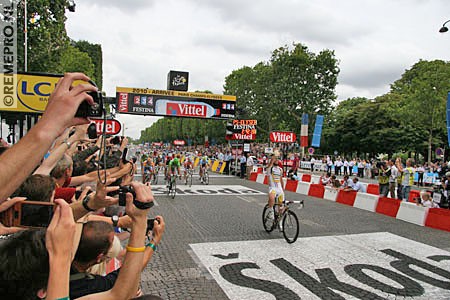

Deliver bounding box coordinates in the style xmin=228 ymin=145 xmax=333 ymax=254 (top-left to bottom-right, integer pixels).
xmin=270 ymin=131 xmax=297 ymax=143
xmin=115 ymin=87 xmax=236 ymax=120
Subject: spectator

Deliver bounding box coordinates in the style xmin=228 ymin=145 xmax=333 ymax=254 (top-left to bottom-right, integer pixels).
xmin=246 ymin=153 xmax=254 ymax=180
xmin=388 ymin=159 xmax=399 ymax=199
xmin=398 ymin=158 xmax=415 ymax=202
xmin=417 ymin=164 xmax=425 ymax=186
xmin=240 ymin=153 xmax=247 ymax=179
xmin=350 ymin=177 xmax=364 ymax=192
xmin=417 ymin=191 xmax=438 ymax=208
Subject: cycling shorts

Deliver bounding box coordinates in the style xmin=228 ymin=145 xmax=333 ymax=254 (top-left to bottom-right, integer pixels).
xmin=144 ymin=166 xmax=153 ymax=173
xmin=269 ymin=186 xmax=284 ymax=204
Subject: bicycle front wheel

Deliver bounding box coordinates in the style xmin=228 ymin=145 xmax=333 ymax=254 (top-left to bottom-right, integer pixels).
xmin=152 ymin=172 xmax=158 ymax=185
xmin=204 ymin=172 xmax=209 ymax=185
xmin=170 ymin=179 xmax=177 ymax=199
xmin=262 ymin=204 xmax=276 ymax=233
xmin=189 ymin=173 xmax=192 ymax=187
xmin=282 ymin=210 xmax=299 ymax=244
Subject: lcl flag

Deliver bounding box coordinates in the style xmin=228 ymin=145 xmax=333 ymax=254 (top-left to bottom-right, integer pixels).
xmin=300 ymin=113 xmax=308 ymax=147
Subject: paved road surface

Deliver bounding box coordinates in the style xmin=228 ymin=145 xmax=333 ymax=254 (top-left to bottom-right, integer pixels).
xmin=137 ymin=171 xmax=450 ymax=300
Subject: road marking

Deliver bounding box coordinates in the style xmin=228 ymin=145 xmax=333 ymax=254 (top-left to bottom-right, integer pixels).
xmin=150 ymin=185 xmax=265 ymax=196
xmin=190 ymin=232 xmax=450 ymax=300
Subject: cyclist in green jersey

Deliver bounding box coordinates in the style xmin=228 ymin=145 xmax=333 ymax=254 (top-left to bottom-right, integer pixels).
xmin=169 ymin=154 xmax=182 ymax=179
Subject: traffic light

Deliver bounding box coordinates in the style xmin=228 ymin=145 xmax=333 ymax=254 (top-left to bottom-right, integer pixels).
xmin=225 ymin=121 xmax=234 ymax=140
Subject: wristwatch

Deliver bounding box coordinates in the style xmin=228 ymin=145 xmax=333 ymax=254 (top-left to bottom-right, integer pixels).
xmin=82 ymin=194 xmax=95 ymax=212
xmin=111 ymin=215 xmax=119 ymax=227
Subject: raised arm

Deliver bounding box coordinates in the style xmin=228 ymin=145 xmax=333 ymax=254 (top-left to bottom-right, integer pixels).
xmin=0 ymin=73 xmax=96 ymax=201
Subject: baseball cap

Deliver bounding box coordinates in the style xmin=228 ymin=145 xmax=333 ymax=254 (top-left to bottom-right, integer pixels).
xmin=445 ymin=171 xmax=450 ymax=177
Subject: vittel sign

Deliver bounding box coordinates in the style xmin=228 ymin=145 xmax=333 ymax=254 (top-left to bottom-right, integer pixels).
xmin=270 ymin=131 xmax=297 ymax=143
xmin=91 ymin=119 xmax=122 ymax=135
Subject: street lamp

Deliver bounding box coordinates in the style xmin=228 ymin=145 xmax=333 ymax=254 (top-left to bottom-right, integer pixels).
xmin=439 ymin=20 xmax=450 ymax=33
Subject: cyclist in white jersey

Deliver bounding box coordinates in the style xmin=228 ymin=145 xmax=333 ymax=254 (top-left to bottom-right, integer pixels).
xmin=267 ymin=155 xmax=285 ymax=220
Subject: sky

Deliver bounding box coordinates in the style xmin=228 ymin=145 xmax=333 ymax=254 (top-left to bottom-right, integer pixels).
xmin=64 ymin=0 xmax=450 ymax=139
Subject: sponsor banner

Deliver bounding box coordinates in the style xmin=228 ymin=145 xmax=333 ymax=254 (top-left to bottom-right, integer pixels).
xmin=269 ymin=131 xmax=297 ymax=143
xmin=116 ymin=87 xmax=236 ymax=120
xmin=91 ymin=118 xmax=122 ymax=135
xmin=226 ymin=119 xmax=257 ymax=140
xmin=150 ymin=185 xmax=265 ymax=196
xmin=0 ymin=73 xmax=88 ymax=113
xmin=173 ymin=139 xmax=185 ymax=146
xmin=311 ymin=115 xmax=324 ymax=148
xmin=190 ymin=232 xmax=450 ymax=300
xmin=447 ymin=92 xmax=450 ymax=146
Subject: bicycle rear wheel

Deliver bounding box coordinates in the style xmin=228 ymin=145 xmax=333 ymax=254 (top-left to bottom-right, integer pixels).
xmin=282 ymin=210 xmax=299 ymax=243
xmin=262 ymin=204 xmax=276 ymax=232
xmin=170 ymin=178 xmax=177 ymax=199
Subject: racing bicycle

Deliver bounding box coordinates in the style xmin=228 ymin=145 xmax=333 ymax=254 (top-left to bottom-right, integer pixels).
xmin=200 ymin=168 xmax=209 ymax=185
xmin=185 ymin=168 xmax=193 ymax=187
xmin=151 ymin=166 xmax=160 ymax=185
xmin=262 ymin=198 xmax=304 ymax=243
xmin=166 ymin=173 xmax=177 ymax=199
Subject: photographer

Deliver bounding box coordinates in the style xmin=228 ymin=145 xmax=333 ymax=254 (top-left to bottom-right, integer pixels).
xmin=377 ymin=161 xmax=390 ymax=197
xmin=0 ymin=73 xmax=97 ymax=202
xmin=70 ymin=182 xmax=164 ymax=300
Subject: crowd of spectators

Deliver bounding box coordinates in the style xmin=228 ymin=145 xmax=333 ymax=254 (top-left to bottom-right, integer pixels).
xmin=0 ymin=73 xmax=165 ymax=300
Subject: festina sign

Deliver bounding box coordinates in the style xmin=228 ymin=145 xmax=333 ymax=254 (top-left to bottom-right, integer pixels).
xmin=91 ymin=119 xmax=122 ymax=135
xmin=270 ymin=131 xmax=297 ymax=143
xmin=173 ymin=139 xmax=186 ymax=146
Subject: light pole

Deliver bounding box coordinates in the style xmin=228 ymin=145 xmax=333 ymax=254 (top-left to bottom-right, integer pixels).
xmin=439 ymin=20 xmax=450 ymax=33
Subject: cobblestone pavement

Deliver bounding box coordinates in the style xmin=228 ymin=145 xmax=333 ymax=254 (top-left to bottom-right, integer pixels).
xmin=139 ymin=174 xmax=450 ymax=299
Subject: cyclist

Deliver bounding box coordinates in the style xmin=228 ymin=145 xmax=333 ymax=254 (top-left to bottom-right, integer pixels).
xmin=168 ymin=154 xmax=182 ymax=182
xmin=199 ymin=155 xmax=210 ymax=183
xmin=142 ymin=156 xmax=155 ymax=183
xmin=183 ymin=155 xmax=193 ymax=181
xmin=267 ymin=155 xmax=285 ymax=220
xmin=164 ymin=154 xmax=172 ymax=181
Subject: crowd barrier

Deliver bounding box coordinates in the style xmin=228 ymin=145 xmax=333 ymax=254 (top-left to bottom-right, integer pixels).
xmin=248 ymin=172 xmax=450 ymax=232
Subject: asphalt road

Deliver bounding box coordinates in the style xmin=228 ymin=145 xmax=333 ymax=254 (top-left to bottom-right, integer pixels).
xmin=138 ymin=172 xmax=450 ymax=300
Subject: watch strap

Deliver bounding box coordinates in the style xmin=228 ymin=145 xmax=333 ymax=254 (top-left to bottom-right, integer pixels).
xmin=82 ymin=195 xmax=95 ymax=211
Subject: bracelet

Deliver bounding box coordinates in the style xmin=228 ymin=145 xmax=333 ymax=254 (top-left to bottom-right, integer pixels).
xmin=82 ymin=194 xmax=95 ymax=212
xmin=146 ymin=241 xmax=157 ymax=251
xmin=55 ymin=297 xmax=70 ymax=300
xmin=126 ymin=245 xmax=146 ymax=252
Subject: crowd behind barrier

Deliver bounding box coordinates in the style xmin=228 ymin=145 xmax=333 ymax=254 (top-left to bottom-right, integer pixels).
xmin=248 ymin=169 xmax=450 ymax=232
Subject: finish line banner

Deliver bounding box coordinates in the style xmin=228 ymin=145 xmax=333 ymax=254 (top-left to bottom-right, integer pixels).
xmin=116 ymin=87 xmax=236 ymax=120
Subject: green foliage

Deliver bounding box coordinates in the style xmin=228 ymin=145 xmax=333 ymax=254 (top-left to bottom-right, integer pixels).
xmin=73 ymin=40 xmax=103 ymax=89
xmin=323 ymin=59 xmax=450 ymax=161
xmin=17 ymin=0 xmax=70 ymax=73
xmin=223 ymin=43 xmax=339 ymax=137
xmin=55 ymin=45 xmax=95 ymax=78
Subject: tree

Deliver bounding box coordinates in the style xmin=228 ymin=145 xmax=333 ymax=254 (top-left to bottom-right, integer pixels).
xmin=223 ymin=43 xmax=339 ymax=139
xmin=17 ymin=0 xmax=70 ymax=72
xmin=390 ymin=60 xmax=450 ymax=162
xmin=73 ymin=40 xmax=103 ymax=89
xmin=55 ymin=45 xmax=95 ymax=78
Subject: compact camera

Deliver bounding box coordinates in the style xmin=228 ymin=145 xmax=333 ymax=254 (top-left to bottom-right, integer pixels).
xmin=118 ymin=185 xmax=136 ymax=206
xmin=75 ymin=90 xmax=105 ymax=118
xmin=146 ymin=218 xmax=161 ymax=233
xmin=0 ymin=200 xmax=54 ymax=228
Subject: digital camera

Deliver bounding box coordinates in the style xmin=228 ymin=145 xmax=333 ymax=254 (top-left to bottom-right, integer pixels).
xmin=118 ymin=185 xmax=136 ymax=206
xmin=75 ymin=90 xmax=105 ymax=118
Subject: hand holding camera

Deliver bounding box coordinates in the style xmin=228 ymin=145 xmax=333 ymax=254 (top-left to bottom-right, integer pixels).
xmin=124 ymin=182 xmax=155 ymax=222
xmin=146 ymin=216 xmax=165 ymax=246
xmin=39 ymin=73 xmax=99 ymax=137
